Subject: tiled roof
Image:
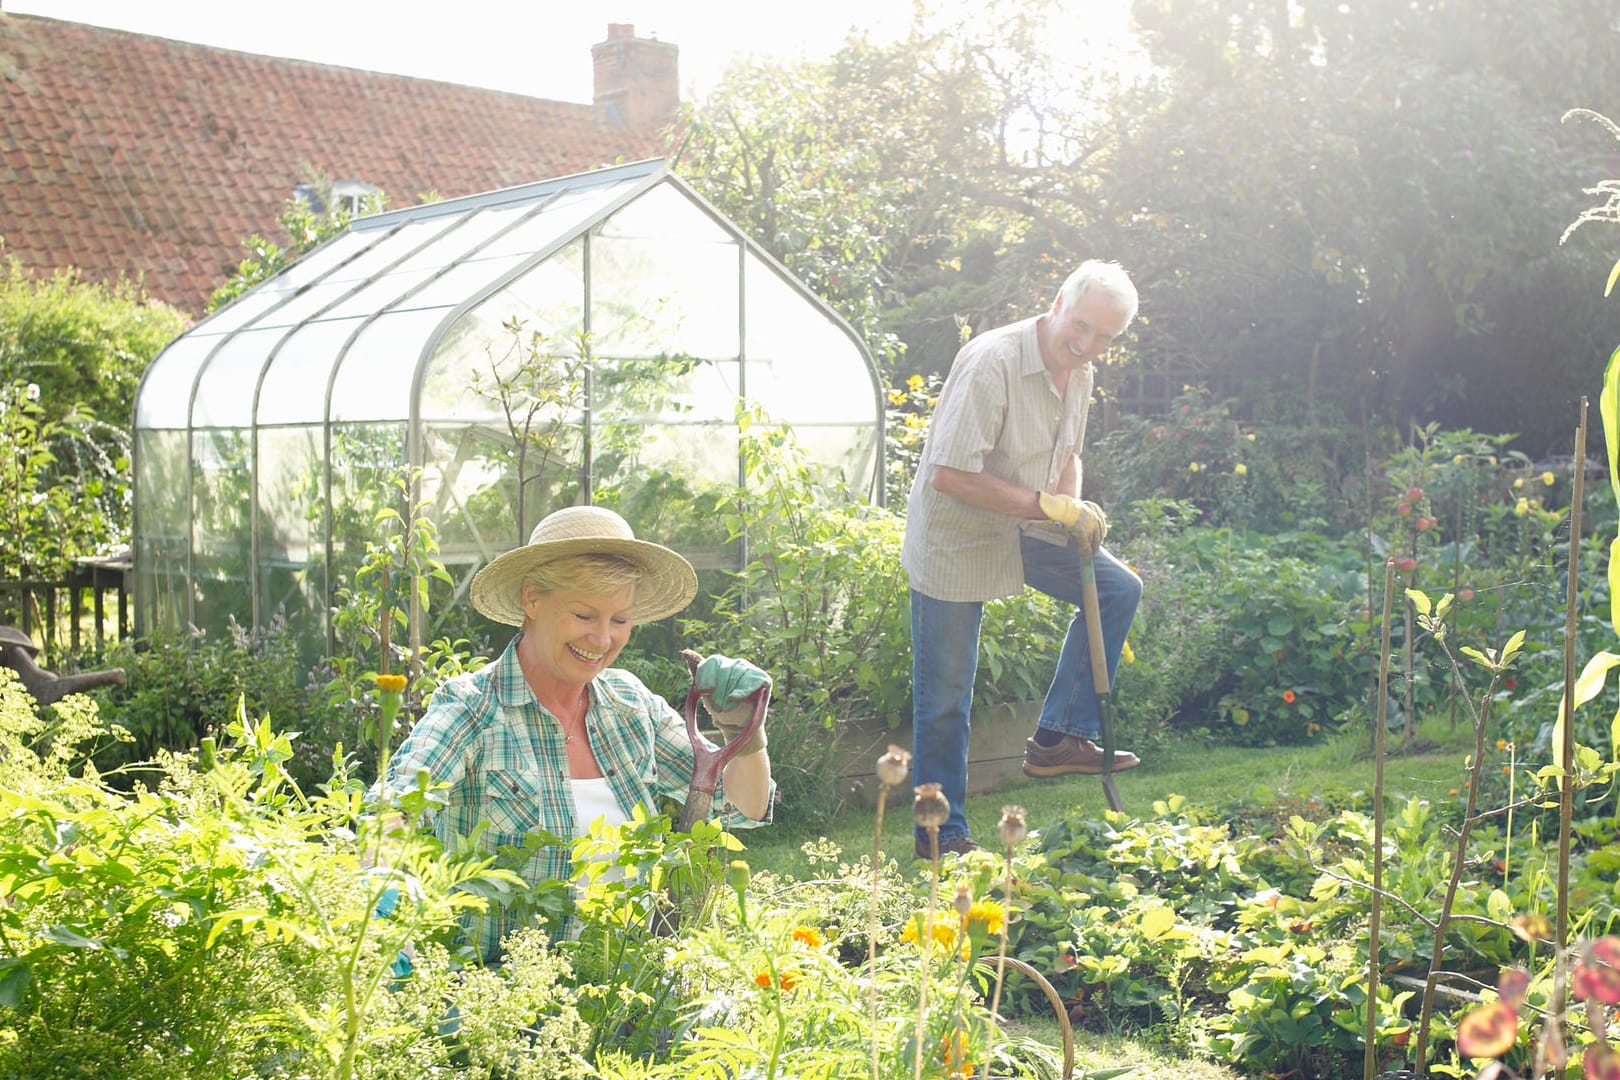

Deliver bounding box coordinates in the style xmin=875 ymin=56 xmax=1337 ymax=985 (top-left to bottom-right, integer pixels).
xmin=0 ymin=13 xmax=673 ymax=315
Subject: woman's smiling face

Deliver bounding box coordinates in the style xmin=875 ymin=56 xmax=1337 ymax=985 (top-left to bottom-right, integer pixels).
xmin=521 ymin=581 xmax=637 ymax=685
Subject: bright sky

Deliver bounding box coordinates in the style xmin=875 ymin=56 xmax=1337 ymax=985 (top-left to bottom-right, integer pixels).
xmin=8 ymin=0 xmax=1139 ymax=103
xmin=7 ymin=0 xmax=933 ymax=103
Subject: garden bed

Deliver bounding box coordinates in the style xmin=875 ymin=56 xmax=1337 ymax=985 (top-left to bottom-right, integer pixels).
xmin=836 ymin=700 xmax=1042 ymax=805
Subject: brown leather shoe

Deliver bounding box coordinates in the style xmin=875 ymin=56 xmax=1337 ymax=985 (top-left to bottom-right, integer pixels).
xmin=914 ymin=835 xmax=980 ymax=860
xmin=1021 ymin=735 xmax=1141 ymax=777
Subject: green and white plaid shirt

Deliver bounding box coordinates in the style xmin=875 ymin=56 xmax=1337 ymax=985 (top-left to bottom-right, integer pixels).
xmin=384 ymin=635 xmax=772 ymax=961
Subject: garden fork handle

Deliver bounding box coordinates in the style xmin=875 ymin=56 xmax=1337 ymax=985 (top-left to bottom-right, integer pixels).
xmin=1079 ymin=548 xmax=1124 ymax=813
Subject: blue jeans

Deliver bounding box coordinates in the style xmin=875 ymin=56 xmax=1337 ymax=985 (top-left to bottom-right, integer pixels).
xmin=911 ymin=537 xmax=1142 ymax=844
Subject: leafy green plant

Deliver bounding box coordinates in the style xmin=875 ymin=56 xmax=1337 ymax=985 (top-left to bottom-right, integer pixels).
xmin=90 ymin=615 xmax=346 ymax=788
xmin=0 ymin=379 xmax=128 ymax=598
xmin=0 ymin=678 xmax=571 ymax=1080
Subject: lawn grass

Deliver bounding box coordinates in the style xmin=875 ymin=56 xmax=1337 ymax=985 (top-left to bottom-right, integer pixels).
xmin=741 ymin=714 xmax=1481 ymax=879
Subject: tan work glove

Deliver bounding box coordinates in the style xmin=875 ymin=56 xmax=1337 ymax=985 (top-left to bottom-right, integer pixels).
xmin=1037 ymin=491 xmax=1108 ymax=551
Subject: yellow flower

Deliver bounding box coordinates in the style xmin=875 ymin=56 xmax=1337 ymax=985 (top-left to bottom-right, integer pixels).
xmin=1188 ymin=461 xmax=1201 ymax=473
xmin=374 ymin=673 xmax=407 ymax=693
xmin=1246 ymin=432 xmax=1257 ymax=441
xmin=1453 ymin=454 xmax=1467 ymax=463
xmin=966 ymin=900 xmax=1006 ymax=936
xmin=904 ymin=413 xmax=924 ymax=429
xmin=907 ymin=374 xmax=925 ymax=391
xmin=1513 ymin=477 xmax=1525 ymax=489
xmin=1234 ymin=463 xmax=1248 ymax=476
xmin=1542 ymin=471 xmax=1556 ymax=486
xmin=1121 ymin=639 xmax=1136 ymax=664
xmin=900 ymin=916 xmax=960 ymax=952
xmin=1514 ymin=498 xmax=1529 ymax=517
xmin=1496 ymin=739 xmax=1506 ymax=750
xmin=888 ymin=390 xmax=907 ymax=406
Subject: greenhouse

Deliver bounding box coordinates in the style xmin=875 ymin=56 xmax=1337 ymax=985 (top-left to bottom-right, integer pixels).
xmin=131 ymin=158 xmax=884 ymax=658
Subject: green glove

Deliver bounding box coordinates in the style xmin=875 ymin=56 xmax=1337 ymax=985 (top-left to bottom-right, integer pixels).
xmin=694 ymin=653 xmax=771 ymax=755
xmin=1037 ymin=491 xmax=1108 ymax=551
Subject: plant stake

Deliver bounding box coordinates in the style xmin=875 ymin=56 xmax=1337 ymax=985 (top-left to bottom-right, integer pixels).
xmin=1365 ymin=558 xmax=1394 ymax=1080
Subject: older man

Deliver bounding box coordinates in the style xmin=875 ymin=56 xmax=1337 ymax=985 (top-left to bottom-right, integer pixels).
xmin=901 ymin=260 xmax=1144 ymax=858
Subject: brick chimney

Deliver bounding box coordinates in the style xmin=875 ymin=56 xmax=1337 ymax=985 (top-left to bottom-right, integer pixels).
xmin=592 ymin=24 xmax=679 ymax=130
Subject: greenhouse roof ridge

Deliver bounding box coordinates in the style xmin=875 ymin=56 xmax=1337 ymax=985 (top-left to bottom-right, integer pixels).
xmin=353 ymin=159 xmax=669 ymax=230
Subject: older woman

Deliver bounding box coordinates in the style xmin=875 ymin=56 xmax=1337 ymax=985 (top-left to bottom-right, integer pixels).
xmin=381 ymin=505 xmax=773 ymax=961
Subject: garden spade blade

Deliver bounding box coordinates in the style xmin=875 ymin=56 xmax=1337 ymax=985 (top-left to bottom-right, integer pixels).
xmin=653 ymin=654 xmax=771 ymax=936
xmin=1078 ymin=548 xmax=1125 ymax=813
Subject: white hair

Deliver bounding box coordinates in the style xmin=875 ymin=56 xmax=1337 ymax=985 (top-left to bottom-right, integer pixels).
xmin=1055 ymin=260 xmax=1139 ymax=325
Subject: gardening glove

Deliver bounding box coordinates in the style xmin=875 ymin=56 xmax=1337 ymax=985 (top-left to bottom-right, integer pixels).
xmin=684 ymin=650 xmax=771 ymax=755
xmin=1038 ymin=491 xmax=1108 ymax=552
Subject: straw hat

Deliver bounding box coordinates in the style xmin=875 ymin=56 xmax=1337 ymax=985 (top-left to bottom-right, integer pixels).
xmin=470 ymin=506 xmax=697 ymax=626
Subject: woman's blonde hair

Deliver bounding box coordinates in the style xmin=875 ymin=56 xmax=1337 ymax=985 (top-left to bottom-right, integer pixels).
xmin=521 ymin=553 xmax=643 ymax=599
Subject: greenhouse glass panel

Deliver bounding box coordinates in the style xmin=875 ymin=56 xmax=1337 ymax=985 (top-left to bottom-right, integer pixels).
xmin=591 ymin=186 xmax=739 ymax=360
xmin=201 ymin=230 xmax=386 ymax=336
xmin=322 ymin=268 xmax=439 ymax=320
xmin=133 ymin=428 xmax=190 ymax=636
xmin=424 ymin=417 xmax=584 ymax=571
xmin=331 ymin=307 xmax=456 ymax=423
xmin=590 ymin=355 xmax=731 ymax=423
xmin=787 ymin=424 xmax=882 ymax=488
xmin=255 ymin=425 xmax=328 ymax=648
xmin=136 ymin=335 xmax=215 ymax=428
xmin=326 ymin=421 xmax=409 ymax=623
xmin=603 ymin=182 xmax=734 ymax=244
xmin=190 ymin=428 xmax=253 ymax=637
xmin=256 ymin=318 xmax=366 ymax=427
xmin=418 ymin=238 xmax=586 ymax=424
xmin=743 ymin=251 xmax=875 ymax=424
xmin=263 ymin=224 xmax=461 ymax=329
xmin=589 ymin=233 xmax=739 ymax=359
xmin=404 ymin=257 xmax=527 ymax=312
xmin=192 ymin=327 xmax=290 ymax=429
xmin=476 ymin=188 xmax=608 ymax=261
xmin=593 ymin=421 xmax=738 ymax=562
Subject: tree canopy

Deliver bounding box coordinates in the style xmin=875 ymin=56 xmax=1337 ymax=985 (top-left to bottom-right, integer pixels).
xmin=672 ymin=0 xmax=1620 ymax=455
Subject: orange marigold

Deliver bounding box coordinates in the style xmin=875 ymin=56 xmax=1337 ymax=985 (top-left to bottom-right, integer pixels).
xmin=1282 ymin=689 xmax=1297 ymax=704
xmin=790 ymin=925 xmax=823 ymax=949
xmin=754 ymin=967 xmax=800 ymax=991
xmin=941 ymin=1030 xmax=974 ymax=1078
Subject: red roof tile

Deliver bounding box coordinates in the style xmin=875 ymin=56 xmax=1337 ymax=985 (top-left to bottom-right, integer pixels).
xmin=0 ymin=13 xmax=675 ymax=315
